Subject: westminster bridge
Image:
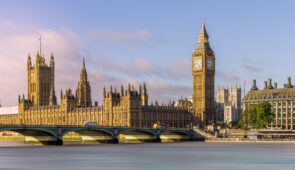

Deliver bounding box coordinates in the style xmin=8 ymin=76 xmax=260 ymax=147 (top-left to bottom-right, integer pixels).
xmin=0 ymin=125 xmax=204 ymax=145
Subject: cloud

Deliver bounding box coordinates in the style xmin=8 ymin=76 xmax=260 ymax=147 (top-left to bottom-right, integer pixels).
xmin=97 ymin=56 xmax=191 ymax=81
xmin=87 ymin=29 xmax=152 ymax=43
xmin=0 ymin=22 xmax=191 ymax=106
xmin=0 ymin=23 xmax=83 ymax=106
xmin=216 ymin=71 xmax=240 ymax=82
xmin=243 ymin=64 xmax=262 ymax=72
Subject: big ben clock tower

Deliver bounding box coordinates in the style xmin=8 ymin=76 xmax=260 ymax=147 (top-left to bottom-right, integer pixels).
xmin=192 ymin=17 xmax=215 ymax=126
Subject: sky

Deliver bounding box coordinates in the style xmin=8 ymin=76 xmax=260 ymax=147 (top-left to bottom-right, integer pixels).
xmin=1 ymin=0 xmax=295 ymax=106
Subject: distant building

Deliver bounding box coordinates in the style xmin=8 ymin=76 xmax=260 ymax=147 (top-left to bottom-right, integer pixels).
xmin=0 ymin=106 xmax=18 ymax=125
xmin=0 ymin=53 xmax=193 ymax=128
xmin=216 ymin=84 xmax=242 ymax=124
xmin=174 ymin=96 xmax=193 ymax=108
xmin=243 ymin=77 xmax=295 ymax=130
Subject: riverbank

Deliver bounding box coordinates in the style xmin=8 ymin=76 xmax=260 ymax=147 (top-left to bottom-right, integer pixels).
xmin=206 ymin=138 xmax=295 ymax=144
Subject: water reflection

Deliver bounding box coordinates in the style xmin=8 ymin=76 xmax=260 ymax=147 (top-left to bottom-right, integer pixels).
xmin=0 ymin=142 xmax=295 ymax=169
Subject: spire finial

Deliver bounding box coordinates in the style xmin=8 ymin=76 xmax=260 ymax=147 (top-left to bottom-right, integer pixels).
xmin=39 ymin=34 xmax=42 ymax=55
xmin=200 ymin=15 xmax=208 ymax=37
xmin=82 ymin=57 xmax=85 ymax=69
xmin=202 ymin=15 xmax=205 ymax=25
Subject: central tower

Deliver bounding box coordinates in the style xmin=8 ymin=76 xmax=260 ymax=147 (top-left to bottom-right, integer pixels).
xmin=76 ymin=57 xmax=92 ymax=107
xmin=192 ymin=17 xmax=215 ymax=125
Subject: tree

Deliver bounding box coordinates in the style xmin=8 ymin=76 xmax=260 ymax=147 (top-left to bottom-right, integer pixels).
xmin=255 ymin=101 xmax=273 ymax=129
xmin=238 ymin=107 xmax=251 ymax=130
xmin=238 ymin=102 xmax=273 ymax=130
xmin=217 ymin=121 xmax=227 ymax=128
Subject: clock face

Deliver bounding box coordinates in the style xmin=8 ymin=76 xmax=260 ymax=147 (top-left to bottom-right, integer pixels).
xmin=194 ymin=59 xmax=202 ymax=70
xmin=207 ymin=59 xmax=213 ymax=69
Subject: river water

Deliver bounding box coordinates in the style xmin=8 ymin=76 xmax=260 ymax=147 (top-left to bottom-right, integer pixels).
xmin=0 ymin=142 xmax=295 ymax=170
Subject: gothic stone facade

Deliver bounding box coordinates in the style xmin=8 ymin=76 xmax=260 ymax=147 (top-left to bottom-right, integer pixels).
xmin=243 ymin=78 xmax=295 ymax=130
xmin=0 ymin=53 xmax=192 ymax=128
xmin=216 ymin=84 xmax=242 ymax=124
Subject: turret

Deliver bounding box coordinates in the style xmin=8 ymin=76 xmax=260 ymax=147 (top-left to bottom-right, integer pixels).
xmin=27 ymin=53 xmax=31 ymax=69
xmin=121 ymin=85 xmax=124 ymax=96
xmin=36 ymin=51 xmax=40 ymax=65
xmin=103 ymin=86 xmax=106 ymax=98
xmin=60 ymin=90 xmax=63 ymax=100
xmin=139 ymin=84 xmax=142 ymax=95
xmin=141 ymin=82 xmax=148 ymax=106
xmin=27 ymin=53 xmax=32 ymax=100
xmin=50 ymin=53 xmax=54 ymax=67
xmin=154 ymin=100 xmax=159 ymax=107
xmin=50 ymin=53 xmax=55 ymax=93
xmin=49 ymin=87 xmax=57 ymax=106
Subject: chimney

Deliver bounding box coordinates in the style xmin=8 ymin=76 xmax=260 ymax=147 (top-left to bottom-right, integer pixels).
xmin=264 ymin=81 xmax=267 ymax=89
xmin=251 ymin=79 xmax=258 ymax=90
xmin=267 ymin=79 xmax=273 ymax=89
xmin=274 ymin=82 xmax=277 ymax=89
xmin=288 ymin=77 xmax=293 ymax=88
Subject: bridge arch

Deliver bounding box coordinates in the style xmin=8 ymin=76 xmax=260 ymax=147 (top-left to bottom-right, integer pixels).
xmin=61 ymin=127 xmax=114 ymax=144
xmin=0 ymin=127 xmax=57 ymax=145
xmin=118 ymin=129 xmax=157 ymax=143
xmin=159 ymin=130 xmax=191 ymax=142
xmin=61 ymin=127 xmax=114 ymax=137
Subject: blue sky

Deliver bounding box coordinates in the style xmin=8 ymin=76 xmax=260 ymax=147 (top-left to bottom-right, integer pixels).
xmin=1 ymin=0 xmax=295 ymax=105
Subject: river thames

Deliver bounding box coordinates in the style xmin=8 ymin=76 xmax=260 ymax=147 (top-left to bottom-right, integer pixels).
xmin=0 ymin=142 xmax=295 ymax=169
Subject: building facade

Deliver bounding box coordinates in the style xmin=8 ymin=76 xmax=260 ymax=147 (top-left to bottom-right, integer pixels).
xmin=0 ymin=53 xmax=193 ymax=128
xmin=243 ymin=78 xmax=295 ymax=130
xmin=216 ymin=84 xmax=242 ymax=124
xmin=192 ymin=17 xmax=215 ymax=125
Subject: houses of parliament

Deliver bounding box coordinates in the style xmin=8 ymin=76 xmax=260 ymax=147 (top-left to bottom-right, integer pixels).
xmin=0 ymin=19 xmax=216 ymax=128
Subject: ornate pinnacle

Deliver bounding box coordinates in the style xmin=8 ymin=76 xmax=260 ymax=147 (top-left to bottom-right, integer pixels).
xmin=82 ymin=57 xmax=85 ymax=69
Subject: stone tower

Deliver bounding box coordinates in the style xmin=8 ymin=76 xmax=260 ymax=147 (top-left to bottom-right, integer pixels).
xmin=27 ymin=52 xmax=55 ymax=106
xmin=217 ymin=86 xmax=229 ymax=104
xmin=192 ymin=17 xmax=215 ymax=125
xmin=230 ymin=84 xmax=241 ymax=110
xmin=76 ymin=57 xmax=92 ymax=107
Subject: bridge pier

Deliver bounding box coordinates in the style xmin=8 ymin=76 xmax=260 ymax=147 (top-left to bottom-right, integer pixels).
xmin=189 ymin=130 xmax=195 ymax=141
xmin=56 ymin=139 xmax=63 ymax=145
xmin=112 ymin=128 xmax=119 ymax=144
xmin=155 ymin=129 xmax=161 ymax=143
xmin=56 ymin=127 xmax=63 ymax=145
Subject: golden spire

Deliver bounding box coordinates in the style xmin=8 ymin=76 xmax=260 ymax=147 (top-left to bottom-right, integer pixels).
xmin=80 ymin=57 xmax=87 ymax=82
xmin=195 ymin=16 xmax=212 ymax=53
xmin=82 ymin=56 xmax=85 ymax=70
xmin=199 ymin=15 xmax=208 ymax=37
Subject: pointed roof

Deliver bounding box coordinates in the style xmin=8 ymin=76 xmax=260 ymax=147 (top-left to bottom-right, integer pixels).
xmin=199 ymin=16 xmax=208 ymax=37
xmin=82 ymin=56 xmax=85 ymax=69
xmin=80 ymin=57 xmax=87 ymax=82
xmin=194 ymin=16 xmax=213 ymax=53
xmin=50 ymin=53 xmax=54 ymax=60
